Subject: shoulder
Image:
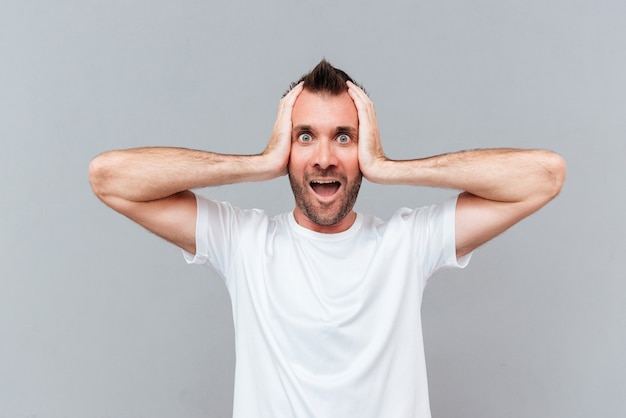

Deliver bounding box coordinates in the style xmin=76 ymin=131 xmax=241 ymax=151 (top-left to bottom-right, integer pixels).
xmin=387 ymin=195 xmax=458 ymax=227
xmin=193 ymin=194 xmax=274 ymax=238
xmin=196 ymin=194 xmax=268 ymax=218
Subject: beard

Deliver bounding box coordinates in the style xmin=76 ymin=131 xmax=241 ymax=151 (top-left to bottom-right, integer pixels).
xmin=288 ymin=169 xmax=363 ymax=226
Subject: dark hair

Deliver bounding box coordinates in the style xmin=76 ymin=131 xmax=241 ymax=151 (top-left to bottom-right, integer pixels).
xmin=284 ymin=59 xmax=366 ymax=97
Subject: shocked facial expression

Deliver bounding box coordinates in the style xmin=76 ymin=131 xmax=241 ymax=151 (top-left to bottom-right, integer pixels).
xmin=288 ymin=89 xmax=362 ymax=233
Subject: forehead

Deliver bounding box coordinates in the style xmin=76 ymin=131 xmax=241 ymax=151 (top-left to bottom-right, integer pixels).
xmin=292 ymin=90 xmax=358 ymax=129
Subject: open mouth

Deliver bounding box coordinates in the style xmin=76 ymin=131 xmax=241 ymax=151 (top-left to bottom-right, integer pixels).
xmin=310 ymin=180 xmax=341 ymax=197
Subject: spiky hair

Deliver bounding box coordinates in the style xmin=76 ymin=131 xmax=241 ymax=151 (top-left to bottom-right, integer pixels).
xmin=284 ymin=59 xmax=366 ymax=97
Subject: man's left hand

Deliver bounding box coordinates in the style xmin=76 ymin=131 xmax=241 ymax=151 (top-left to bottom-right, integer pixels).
xmin=347 ymin=81 xmax=389 ymax=183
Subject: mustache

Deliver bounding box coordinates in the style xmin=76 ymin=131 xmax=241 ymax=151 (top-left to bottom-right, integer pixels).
xmin=287 ymin=167 xmax=363 ymax=183
xmin=304 ymin=169 xmax=351 ymax=184
xmin=309 ymin=167 xmax=343 ymax=178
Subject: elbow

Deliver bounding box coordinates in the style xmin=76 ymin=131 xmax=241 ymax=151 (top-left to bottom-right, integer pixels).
xmin=543 ymin=151 xmax=567 ymax=200
xmin=88 ymin=152 xmax=115 ymax=200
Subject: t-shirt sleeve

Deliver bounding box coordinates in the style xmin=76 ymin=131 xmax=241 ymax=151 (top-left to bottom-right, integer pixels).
xmin=405 ymin=194 xmax=473 ymax=279
xmin=182 ymin=193 xmax=210 ymax=265
xmin=438 ymin=194 xmax=472 ymax=270
xmin=181 ymin=193 xmax=241 ymax=280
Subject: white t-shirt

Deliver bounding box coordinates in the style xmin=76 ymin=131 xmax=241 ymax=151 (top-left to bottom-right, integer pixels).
xmin=184 ymin=194 xmax=471 ymax=418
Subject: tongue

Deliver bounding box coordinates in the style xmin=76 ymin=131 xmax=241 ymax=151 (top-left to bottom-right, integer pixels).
xmin=311 ymin=182 xmax=340 ymax=197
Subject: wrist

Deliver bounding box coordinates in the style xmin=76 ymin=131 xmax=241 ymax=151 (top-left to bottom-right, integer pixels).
xmin=256 ymin=151 xmax=288 ymax=180
xmin=360 ymin=156 xmax=393 ymax=184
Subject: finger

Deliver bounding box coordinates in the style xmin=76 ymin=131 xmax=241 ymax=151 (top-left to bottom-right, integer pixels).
xmin=346 ymin=81 xmax=371 ymax=106
xmin=281 ymin=81 xmax=304 ymax=109
xmin=347 ymin=81 xmax=376 ymax=121
xmin=275 ymin=82 xmax=303 ymax=127
xmin=272 ymin=83 xmax=300 ymax=131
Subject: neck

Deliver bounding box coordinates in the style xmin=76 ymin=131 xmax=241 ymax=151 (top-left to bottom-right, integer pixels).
xmin=292 ymin=210 xmax=357 ymax=234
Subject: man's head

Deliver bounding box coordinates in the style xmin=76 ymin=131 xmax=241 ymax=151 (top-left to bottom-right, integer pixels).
xmin=287 ymin=60 xmax=364 ymax=233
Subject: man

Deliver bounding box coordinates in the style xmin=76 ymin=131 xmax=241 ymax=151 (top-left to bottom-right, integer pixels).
xmin=89 ymin=60 xmax=566 ymax=417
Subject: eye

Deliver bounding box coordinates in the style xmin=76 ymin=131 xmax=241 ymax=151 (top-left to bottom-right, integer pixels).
xmin=337 ymin=134 xmax=351 ymax=144
xmin=298 ymin=133 xmax=312 ymax=143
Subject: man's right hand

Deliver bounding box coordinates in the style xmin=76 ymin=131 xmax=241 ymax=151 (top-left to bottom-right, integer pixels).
xmin=262 ymin=82 xmax=303 ymax=177
xmin=89 ymin=83 xmax=305 ymax=254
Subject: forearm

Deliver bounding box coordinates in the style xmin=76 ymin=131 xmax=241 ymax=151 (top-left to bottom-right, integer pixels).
xmin=369 ymin=148 xmax=566 ymax=203
xmin=89 ymin=147 xmax=279 ymax=202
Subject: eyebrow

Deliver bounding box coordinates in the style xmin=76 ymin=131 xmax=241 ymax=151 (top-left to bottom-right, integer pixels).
xmin=336 ymin=126 xmax=358 ymax=136
xmin=293 ymin=124 xmax=312 ymax=132
xmin=292 ymin=124 xmax=357 ymax=136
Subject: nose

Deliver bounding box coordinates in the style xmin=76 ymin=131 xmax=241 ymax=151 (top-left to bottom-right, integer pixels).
xmin=313 ymin=139 xmax=338 ymax=170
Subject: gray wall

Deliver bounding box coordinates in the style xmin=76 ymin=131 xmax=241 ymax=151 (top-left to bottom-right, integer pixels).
xmin=1 ymin=0 xmax=624 ymax=417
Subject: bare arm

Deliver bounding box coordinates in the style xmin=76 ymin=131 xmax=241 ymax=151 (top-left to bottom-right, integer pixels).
xmin=88 ymin=83 xmax=304 ymax=254
xmin=347 ymin=81 xmax=566 ymax=258
xmin=371 ymin=149 xmax=566 ymax=258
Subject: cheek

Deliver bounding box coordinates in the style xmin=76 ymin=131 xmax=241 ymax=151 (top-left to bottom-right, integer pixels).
xmin=288 ymin=146 xmax=306 ymax=173
xmin=341 ymin=149 xmax=360 ymax=173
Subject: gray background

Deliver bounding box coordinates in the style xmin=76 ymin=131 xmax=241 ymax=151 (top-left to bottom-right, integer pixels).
xmin=1 ymin=0 xmax=624 ymax=417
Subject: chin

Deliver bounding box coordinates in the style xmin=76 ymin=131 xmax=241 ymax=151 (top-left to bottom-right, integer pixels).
xmin=305 ymin=202 xmax=353 ymax=226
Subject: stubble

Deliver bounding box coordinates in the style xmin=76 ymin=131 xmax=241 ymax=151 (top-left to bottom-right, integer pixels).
xmin=288 ymin=170 xmax=362 ymax=226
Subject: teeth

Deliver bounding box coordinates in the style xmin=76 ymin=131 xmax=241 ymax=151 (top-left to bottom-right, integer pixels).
xmin=311 ymin=180 xmax=338 ymax=184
